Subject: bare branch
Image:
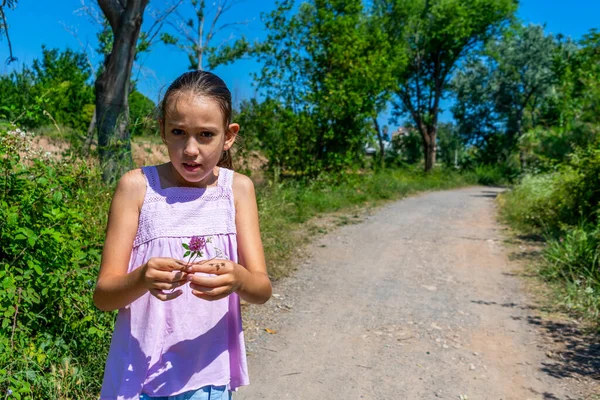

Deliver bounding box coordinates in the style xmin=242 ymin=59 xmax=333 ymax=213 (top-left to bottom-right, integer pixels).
xmin=0 ymin=2 xmax=17 ymax=64
xmin=168 ymin=19 xmax=196 ymax=44
xmin=220 ymin=0 xmax=245 ymax=14
xmin=59 ymin=21 xmax=97 ymax=75
xmin=144 ymin=0 xmax=183 ymax=46
xmin=216 ymin=18 xmax=252 ymax=33
xmin=204 ymin=2 xmax=225 ymax=48
xmin=74 ymin=0 xmax=105 ymax=26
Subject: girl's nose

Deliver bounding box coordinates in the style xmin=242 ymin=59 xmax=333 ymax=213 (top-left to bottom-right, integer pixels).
xmin=183 ymin=137 xmax=200 ymax=156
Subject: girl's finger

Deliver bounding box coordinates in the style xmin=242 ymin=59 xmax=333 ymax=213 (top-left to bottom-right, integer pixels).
xmin=187 ymin=261 xmax=228 ymax=275
xmin=153 ymin=280 xmax=186 ymax=291
xmin=149 ymin=288 xmax=182 ymax=301
xmin=169 ymin=259 xmax=190 ymax=271
xmin=190 ymin=285 xmax=230 ymax=300
xmin=151 ymin=270 xmax=188 ymax=283
xmin=187 ymin=274 xmax=228 ymax=288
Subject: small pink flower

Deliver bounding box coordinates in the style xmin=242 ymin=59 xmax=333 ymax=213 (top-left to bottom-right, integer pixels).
xmin=182 ymin=235 xmax=208 ymax=265
xmin=189 ymin=236 xmax=206 ymax=252
xmin=182 ymin=235 xmax=222 ymax=266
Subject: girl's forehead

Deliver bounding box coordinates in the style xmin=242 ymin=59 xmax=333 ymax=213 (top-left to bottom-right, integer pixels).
xmin=164 ymin=92 xmax=225 ymax=126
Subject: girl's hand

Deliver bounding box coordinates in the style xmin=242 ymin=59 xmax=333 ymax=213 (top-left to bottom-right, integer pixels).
xmin=142 ymin=257 xmax=189 ymax=301
xmin=186 ymin=259 xmax=245 ymax=301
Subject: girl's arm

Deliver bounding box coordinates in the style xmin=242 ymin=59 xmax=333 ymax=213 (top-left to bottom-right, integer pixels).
xmin=231 ymin=173 xmax=272 ymax=304
xmin=93 ymin=169 xmax=187 ymax=311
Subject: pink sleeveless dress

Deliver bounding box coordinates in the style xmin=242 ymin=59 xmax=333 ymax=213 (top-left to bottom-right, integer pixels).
xmin=100 ymin=166 xmax=249 ymax=400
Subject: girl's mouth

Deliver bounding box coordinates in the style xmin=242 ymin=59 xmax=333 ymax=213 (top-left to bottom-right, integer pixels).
xmin=183 ymin=163 xmax=202 ymax=172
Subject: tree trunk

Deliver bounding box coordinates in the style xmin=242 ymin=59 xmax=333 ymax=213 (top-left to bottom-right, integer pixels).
xmin=516 ymin=113 xmax=527 ymax=171
xmin=373 ymin=117 xmax=385 ymax=168
xmin=422 ymin=124 xmax=437 ymax=172
xmin=96 ymin=0 xmax=148 ymax=183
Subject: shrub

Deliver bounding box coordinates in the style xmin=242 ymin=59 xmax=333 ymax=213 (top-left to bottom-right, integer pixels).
xmin=541 ymin=223 xmax=600 ymax=319
xmin=0 ymin=125 xmax=113 ymax=398
xmin=473 ymin=164 xmax=508 ymax=186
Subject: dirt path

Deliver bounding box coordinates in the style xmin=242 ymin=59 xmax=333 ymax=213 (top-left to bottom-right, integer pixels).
xmin=237 ymin=186 xmax=594 ymax=400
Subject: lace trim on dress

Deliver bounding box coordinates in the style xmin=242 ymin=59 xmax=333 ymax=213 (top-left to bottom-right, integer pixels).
xmin=134 ymin=166 xmax=236 ymax=247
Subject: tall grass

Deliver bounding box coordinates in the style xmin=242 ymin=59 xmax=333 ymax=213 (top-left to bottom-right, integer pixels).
xmin=541 ymin=224 xmax=600 ymax=319
xmin=499 ymin=166 xmax=600 ymax=325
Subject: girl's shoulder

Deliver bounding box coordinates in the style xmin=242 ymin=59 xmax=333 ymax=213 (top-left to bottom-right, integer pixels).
xmin=231 ymin=171 xmax=255 ymax=197
xmin=231 ymin=171 xmax=257 ymax=209
xmin=113 ymin=168 xmax=147 ymax=209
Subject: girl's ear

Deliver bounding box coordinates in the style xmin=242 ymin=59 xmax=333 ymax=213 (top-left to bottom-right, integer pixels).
xmin=223 ymin=123 xmax=239 ymax=151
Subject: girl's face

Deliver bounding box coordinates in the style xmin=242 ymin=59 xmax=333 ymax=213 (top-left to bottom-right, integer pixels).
xmin=161 ymin=93 xmax=238 ymax=187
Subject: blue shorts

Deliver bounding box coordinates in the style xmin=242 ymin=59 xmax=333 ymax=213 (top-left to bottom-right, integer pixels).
xmin=140 ymin=385 xmax=232 ymax=400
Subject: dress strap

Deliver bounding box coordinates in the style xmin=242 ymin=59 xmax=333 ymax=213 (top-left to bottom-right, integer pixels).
xmin=141 ymin=166 xmax=162 ymax=196
xmin=217 ymin=167 xmax=234 ymax=189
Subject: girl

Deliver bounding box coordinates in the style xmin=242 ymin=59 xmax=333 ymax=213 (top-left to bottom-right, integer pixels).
xmin=94 ymin=71 xmax=272 ymax=400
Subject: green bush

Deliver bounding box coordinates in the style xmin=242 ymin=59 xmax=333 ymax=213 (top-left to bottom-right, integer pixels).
xmin=501 ymin=143 xmax=600 ymax=235
xmin=473 ymin=164 xmax=509 ymax=186
xmin=500 ymin=141 xmax=600 ymax=324
xmin=500 ymin=172 xmax=573 ymax=234
xmin=541 ymin=223 xmax=600 ymax=319
xmin=0 ymin=125 xmax=113 ymax=399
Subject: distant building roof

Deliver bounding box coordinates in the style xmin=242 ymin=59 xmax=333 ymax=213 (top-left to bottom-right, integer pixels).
xmin=391 ymin=127 xmax=410 ymax=138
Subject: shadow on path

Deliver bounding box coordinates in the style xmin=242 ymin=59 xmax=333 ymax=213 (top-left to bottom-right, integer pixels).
xmin=527 ymin=315 xmax=600 ymax=382
xmin=471 ymin=299 xmax=600 ymax=385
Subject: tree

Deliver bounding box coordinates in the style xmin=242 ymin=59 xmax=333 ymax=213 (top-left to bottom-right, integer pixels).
xmin=74 ymin=1 xmax=179 ymax=157
xmin=0 ymin=47 xmax=95 ymax=130
xmin=0 ymin=0 xmax=17 ymax=63
xmin=250 ymin=0 xmax=394 ymax=175
xmin=160 ymin=0 xmax=250 ymax=71
xmin=436 ymin=122 xmax=465 ymax=168
xmin=95 ymin=0 xmax=149 ymax=183
xmin=33 ymin=46 xmax=95 ymax=130
xmin=376 ymin=0 xmax=517 ymax=171
xmin=517 ymin=29 xmax=600 ymax=168
xmin=452 ymin=24 xmax=557 ymax=165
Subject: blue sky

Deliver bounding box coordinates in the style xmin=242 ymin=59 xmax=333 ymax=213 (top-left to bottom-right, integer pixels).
xmin=1 ymin=0 xmax=599 ymax=126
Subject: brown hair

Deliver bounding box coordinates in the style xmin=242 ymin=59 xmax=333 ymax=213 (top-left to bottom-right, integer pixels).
xmin=159 ymin=71 xmax=234 ymax=169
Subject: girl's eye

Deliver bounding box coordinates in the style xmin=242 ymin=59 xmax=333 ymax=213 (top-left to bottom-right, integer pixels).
xmin=200 ymin=131 xmax=215 ymax=138
xmin=171 ymin=129 xmax=185 ymax=136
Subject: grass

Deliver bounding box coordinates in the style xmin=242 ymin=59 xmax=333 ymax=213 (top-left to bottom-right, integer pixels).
xmin=498 ymin=185 xmax=600 ymax=330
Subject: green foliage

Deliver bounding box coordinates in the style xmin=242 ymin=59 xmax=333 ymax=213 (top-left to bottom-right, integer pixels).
xmin=500 ymin=172 xmax=577 ymax=234
xmin=452 ymin=24 xmax=557 ymax=164
xmin=0 ymin=46 xmax=94 ymax=131
xmin=472 ymin=165 xmax=510 ymax=186
xmin=500 ymin=141 xmax=600 ymax=238
xmin=499 ymin=141 xmax=600 ymax=323
xmin=541 ymin=223 xmax=600 ymax=319
xmin=379 ymin=0 xmax=517 ymax=170
xmin=436 ymin=122 xmax=468 ymax=168
xmin=250 ymin=0 xmax=395 ymax=175
xmin=386 ymin=128 xmax=422 ymax=166
xmin=519 ymin=124 xmax=598 ymax=170
xmin=128 ymin=90 xmax=157 ymax=137
xmin=0 ymin=125 xmax=113 ymax=398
